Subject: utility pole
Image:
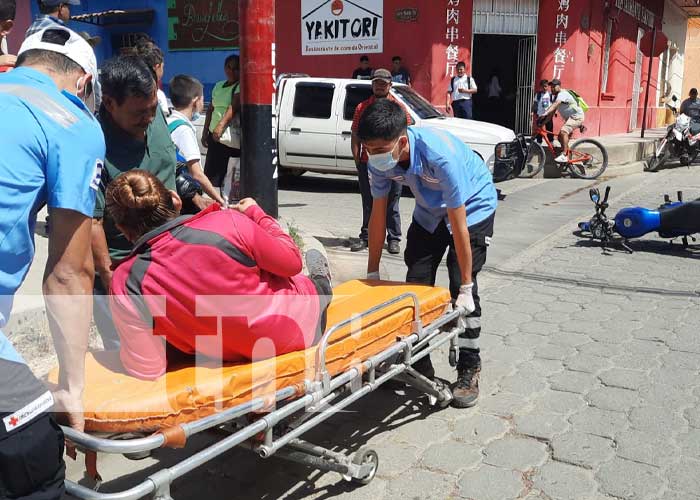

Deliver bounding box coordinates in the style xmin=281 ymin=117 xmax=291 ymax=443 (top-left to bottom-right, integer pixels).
xmin=239 ymin=0 xmax=277 ymax=217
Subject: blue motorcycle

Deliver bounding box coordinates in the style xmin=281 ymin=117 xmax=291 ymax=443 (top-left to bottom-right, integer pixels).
xmin=578 ymin=186 xmax=700 ymax=253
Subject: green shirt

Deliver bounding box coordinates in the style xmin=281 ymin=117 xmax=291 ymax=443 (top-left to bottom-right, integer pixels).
xmin=209 ymin=79 xmax=240 ymax=133
xmin=95 ymin=108 xmax=177 ymax=261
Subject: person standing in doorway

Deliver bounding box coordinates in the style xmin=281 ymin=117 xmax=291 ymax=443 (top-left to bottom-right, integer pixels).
xmin=352 ymin=55 xmax=373 ymax=80
xmin=26 ymin=0 xmax=79 ymax=37
xmin=350 ymin=68 xmax=411 ymax=254
xmin=532 ymin=79 xmax=554 ymax=143
xmin=446 ymin=61 xmax=477 ymax=119
xmin=391 ymin=56 xmax=411 ymax=86
xmin=202 ymin=54 xmax=241 ymax=203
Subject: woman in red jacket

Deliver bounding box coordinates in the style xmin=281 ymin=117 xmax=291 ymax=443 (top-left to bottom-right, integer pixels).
xmin=106 ymin=169 xmax=332 ymax=380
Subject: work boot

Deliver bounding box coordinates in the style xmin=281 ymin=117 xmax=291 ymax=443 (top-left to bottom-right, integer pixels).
xmin=452 ymin=366 xmax=480 ymax=408
xmin=350 ymin=239 xmax=368 ymax=252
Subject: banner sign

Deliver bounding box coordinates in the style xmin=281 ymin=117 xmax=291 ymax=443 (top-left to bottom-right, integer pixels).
xmin=167 ymin=0 xmax=238 ymax=51
xmin=301 ymin=0 xmax=383 ymax=55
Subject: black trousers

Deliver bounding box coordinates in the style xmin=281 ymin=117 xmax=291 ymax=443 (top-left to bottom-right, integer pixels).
xmin=0 ymin=361 xmax=65 ymax=500
xmin=452 ymin=99 xmax=473 ymax=120
xmin=204 ymin=139 xmax=241 ymax=188
xmin=356 ymin=162 xmax=401 ymax=242
xmin=404 ymin=213 xmax=495 ymax=369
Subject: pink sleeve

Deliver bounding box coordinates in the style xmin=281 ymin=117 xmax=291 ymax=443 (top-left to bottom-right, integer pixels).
xmin=236 ymin=205 xmax=303 ymax=277
xmin=110 ymin=289 xmax=167 ymax=381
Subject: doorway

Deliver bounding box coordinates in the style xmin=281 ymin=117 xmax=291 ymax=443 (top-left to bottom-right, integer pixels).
xmin=471 ymin=34 xmax=536 ymax=133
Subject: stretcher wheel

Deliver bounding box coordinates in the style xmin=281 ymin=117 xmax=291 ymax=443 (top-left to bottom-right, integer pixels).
xmin=351 ymin=448 xmax=379 ymax=485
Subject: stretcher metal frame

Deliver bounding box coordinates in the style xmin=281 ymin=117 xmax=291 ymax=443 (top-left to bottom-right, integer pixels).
xmin=63 ymin=293 xmax=465 ymax=500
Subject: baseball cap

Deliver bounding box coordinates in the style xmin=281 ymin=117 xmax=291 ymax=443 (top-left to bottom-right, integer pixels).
xmin=372 ymin=68 xmax=392 ymax=83
xmin=19 ymin=26 xmax=98 ymax=84
xmin=549 ymin=79 xmax=561 ymax=86
xmin=41 ymin=0 xmax=81 ymax=6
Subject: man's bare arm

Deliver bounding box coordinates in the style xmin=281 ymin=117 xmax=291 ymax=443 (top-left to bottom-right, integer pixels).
xmin=44 ymin=208 xmax=95 ymax=431
xmin=91 ymin=218 xmax=112 ymax=290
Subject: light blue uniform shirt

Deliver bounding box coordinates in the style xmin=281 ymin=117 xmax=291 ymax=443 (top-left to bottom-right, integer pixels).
xmin=0 ymin=68 xmax=105 ymax=363
xmin=369 ymin=127 xmax=497 ymax=233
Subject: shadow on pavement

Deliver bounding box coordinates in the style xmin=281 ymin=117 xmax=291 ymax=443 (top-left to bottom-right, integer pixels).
xmin=78 ymin=387 xmax=444 ymax=499
xmin=572 ymin=236 xmax=700 ymax=259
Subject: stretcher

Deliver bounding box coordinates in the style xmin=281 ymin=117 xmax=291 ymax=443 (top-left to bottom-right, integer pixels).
xmin=51 ymin=280 xmax=465 ymax=500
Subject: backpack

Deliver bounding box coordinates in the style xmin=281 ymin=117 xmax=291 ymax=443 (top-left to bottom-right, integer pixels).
xmin=167 ymin=119 xmax=191 ymax=165
xmin=567 ymin=90 xmax=589 ymax=112
xmin=450 ymin=75 xmax=472 ymax=93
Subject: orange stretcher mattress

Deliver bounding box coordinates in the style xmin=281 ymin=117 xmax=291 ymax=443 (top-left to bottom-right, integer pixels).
xmin=48 ymin=280 xmax=450 ymax=433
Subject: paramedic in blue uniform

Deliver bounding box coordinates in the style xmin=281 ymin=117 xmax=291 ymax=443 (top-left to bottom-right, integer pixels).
xmin=0 ymin=26 xmax=104 ymax=499
xmin=358 ymin=99 xmax=497 ymax=409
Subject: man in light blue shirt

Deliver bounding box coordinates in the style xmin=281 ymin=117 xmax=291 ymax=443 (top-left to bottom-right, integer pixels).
xmin=0 ymin=26 xmax=103 ymax=498
xmin=358 ymin=99 xmax=497 ymax=409
xmin=25 ymin=0 xmax=79 ymax=37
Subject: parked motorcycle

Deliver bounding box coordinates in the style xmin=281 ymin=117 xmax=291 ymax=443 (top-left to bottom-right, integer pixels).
xmin=577 ymin=186 xmax=700 ymax=253
xmin=647 ymin=97 xmax=700 ymax=171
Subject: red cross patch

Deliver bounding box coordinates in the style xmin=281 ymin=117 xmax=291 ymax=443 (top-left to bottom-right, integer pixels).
xmin=8 ymin=416 xmax=18 ymax=427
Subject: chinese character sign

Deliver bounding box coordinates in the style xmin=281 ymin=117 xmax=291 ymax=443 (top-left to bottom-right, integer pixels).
xmin=445 ymin=0 xmax=461 ymax=77
xmin=552 ymin=0 xmax=573 ymax=80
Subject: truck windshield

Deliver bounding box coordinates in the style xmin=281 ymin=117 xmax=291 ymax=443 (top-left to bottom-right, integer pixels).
xmin=393 ymin=87 xmax=444 ymax=120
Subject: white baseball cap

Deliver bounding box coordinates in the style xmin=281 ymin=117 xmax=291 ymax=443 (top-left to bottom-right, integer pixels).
xmin=19 ymin=26 xmax=98 ymax=84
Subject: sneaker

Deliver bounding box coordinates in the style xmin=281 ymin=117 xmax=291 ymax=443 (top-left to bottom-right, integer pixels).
xmin=554 ymin=153 xmax=569 ymax=163
xmin=387 ymin=240 xmax=400 ymax=254
xmin=350 ymin=239 xmax=368 ymax=252
xmin=451 ymin=366 xmax=480 ymax=408
xmin=305 ymin=248 xmax=332 ymax=286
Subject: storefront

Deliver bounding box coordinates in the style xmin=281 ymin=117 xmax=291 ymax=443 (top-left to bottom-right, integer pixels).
xmin=8 ymin=1 xmax=673 ymax=136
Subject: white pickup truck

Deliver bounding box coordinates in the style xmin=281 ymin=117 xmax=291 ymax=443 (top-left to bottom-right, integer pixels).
xmin=274 ymin=76 xmax=519 ymax=177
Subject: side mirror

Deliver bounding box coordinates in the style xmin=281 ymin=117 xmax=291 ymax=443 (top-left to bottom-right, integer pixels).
xmin=590 ymin=188 xmax=600 ymax=203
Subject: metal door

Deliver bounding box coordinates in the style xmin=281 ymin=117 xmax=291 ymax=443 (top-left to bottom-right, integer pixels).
xmin=629 ymin=27 xmax=645 ymax=130
xmin=515 ymin=36 xmax=537 ymax=134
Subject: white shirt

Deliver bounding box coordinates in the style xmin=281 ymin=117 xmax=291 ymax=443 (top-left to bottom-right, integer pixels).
xmin=449 ymin=75 xmax=477 ymax=102
xmin=536 ymin=91 xmax=552 ymax=116
xmin=167 ymin=110 xmax=201 ymax=162
xmin=555 ymin=90 xmax=584 ymax=120
xmin=157 ymin=89 xmax=171 ymax=117
xmin=1 ymin=37 xmax=7 ymax=56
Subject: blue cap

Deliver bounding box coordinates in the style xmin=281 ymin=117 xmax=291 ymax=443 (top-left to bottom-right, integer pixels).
xmin=41 ymin=0 xmax=81 ymax=6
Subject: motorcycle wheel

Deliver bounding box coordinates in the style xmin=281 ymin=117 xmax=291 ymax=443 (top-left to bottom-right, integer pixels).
xmin=645 ymin=146 xmax=669 ymax=172
xmin=518 ymin=139 xmax=546 ymax=179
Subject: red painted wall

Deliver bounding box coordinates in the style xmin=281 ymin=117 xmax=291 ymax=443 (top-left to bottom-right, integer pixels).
xmin=276 ymin=0 xmax=472 ymax=109
xmin=536 ymin=0 xmax=664 ymax=136
xmin=5 ymin=0 xmax=32 ymax=54
xmin=278 ymin=0 xmax=665 ymax=136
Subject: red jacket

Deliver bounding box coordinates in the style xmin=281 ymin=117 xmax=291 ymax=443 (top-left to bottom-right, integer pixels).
xmin=110 ymin=204 xmax=321 ymax=380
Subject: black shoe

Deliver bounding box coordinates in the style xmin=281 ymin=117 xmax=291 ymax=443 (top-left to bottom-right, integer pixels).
xmin=350 ymin=239 xmax=368 ymax=252
xmin=387 ymin=240 xmax=400 ymax=254
xmin=452 ymin=366 xmax=480 ymax=408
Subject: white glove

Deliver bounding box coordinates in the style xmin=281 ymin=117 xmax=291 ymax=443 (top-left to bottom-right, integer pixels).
xmin=366 ymin=271 xmax=381 ymax=280
xmin=455 ymin=283 xmax=475 ymax=315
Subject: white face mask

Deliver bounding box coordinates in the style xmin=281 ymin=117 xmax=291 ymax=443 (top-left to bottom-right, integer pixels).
xmin=367 ymin=137 xmax=402 ymax=172
xmin=76 ymin=75 xmax=95 ymax=113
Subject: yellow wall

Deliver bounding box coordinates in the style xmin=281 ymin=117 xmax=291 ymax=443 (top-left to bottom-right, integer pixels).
xmin=683 ymin=18 xmax=700 ymax=99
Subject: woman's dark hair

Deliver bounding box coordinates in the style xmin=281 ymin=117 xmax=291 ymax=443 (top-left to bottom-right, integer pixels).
xmin=106 ymin=169 xmax=177 ymax=240
xmin=0 ymin=0 xmax=16 ymax=20
xmin=224 ymin=54 xmax=239 ymax=70
xmin=134 ymin=39 xmax=164 ymax=73
xmin=357 ymin=99 xmax=407 ymax=143
xmin=100 ymin=55 xmax=156 ymax=105
xmin=169 ymin=74 xmax=203 ymax=109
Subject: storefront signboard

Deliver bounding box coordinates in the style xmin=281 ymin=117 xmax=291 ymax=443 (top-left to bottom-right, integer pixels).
xmin=167 ymin=0 xmax=238 ymax=51
xmin=301 ymin=0 xmax=383 ymax=55
xmin=614 ymin=0 xmax=654 ymax=28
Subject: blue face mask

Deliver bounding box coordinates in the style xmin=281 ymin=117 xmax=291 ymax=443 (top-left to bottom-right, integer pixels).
xmin=191 ymin=111 xmax=202 ymax=122
xmin=367 ymin=138 xmax=401 ymax=172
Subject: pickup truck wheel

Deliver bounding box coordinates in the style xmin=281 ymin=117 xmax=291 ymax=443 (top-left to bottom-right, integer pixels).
xmin=279 ymin=167 xmax=306 ymax=178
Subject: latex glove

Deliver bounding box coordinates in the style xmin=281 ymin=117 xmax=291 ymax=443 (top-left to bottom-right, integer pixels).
xmin=455 ymin=283 xmax=475 ymax=315
xmin=366 ymin=271 xmax=381 ymax=280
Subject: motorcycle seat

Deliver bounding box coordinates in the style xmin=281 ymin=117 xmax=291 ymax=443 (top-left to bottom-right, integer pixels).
xmin=659 ymin=200 xmax=700 ymax=234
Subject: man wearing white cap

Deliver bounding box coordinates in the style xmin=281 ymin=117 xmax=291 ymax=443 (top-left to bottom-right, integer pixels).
xmin=26 ymin=0 xmax=80 ymax=37
xmin=0 ymin=26 xmax=103 ymax=499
